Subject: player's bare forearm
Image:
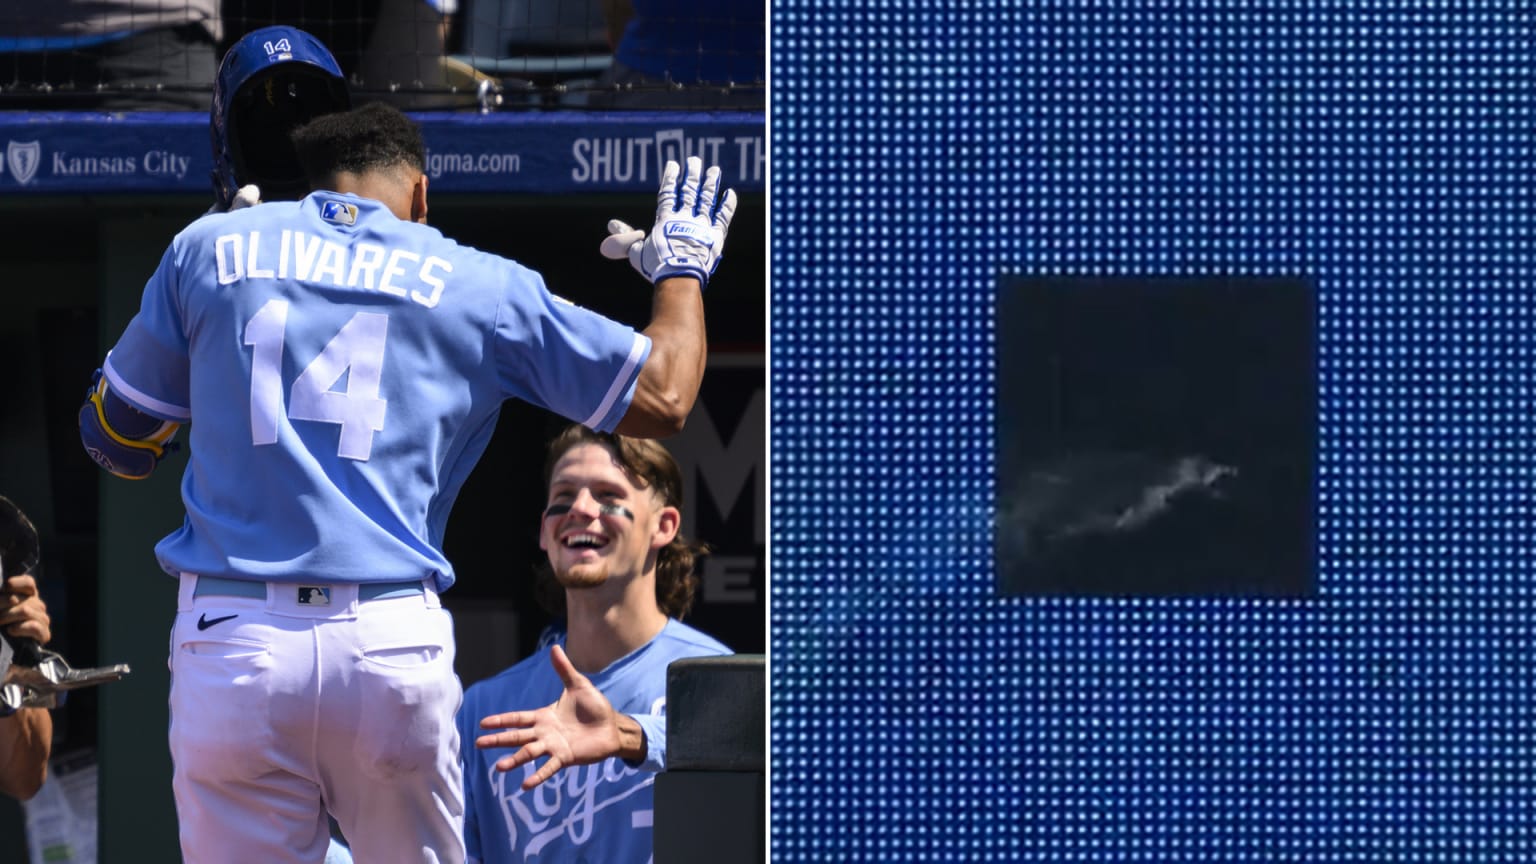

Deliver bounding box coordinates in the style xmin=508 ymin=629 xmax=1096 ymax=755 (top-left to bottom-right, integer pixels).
xmin=614 ymin=713 xmax=646 ymax=763
xmin=0 ymin=708 xmax=51 ymax=801
xmin=617 ymin=277 xmax=707 ymax=438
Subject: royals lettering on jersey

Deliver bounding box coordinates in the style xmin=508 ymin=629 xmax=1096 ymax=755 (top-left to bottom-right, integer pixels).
xmin=489 ymin=714 xmax=658 ymax=857
xmin=459 ymin=621 xmax=731 ymax=864
xmin=214 ymin=230 xmax=452 ymax=309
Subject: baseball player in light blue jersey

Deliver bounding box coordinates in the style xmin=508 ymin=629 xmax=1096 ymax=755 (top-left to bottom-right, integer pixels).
xmin=459 ymin=425 xmax=730 ymax=864
xmin=78 ymin=101 xmax=736 ymax=864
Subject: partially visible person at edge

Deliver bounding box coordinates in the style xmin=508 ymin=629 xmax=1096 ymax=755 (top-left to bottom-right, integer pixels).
xmin=589 ymin=0 xmax=764 ymax=109
xmin=0 ymin=568 xmax=53 ymax=801
xmin=78 ymin=98 xmax=735 ymax=863
xmin=460 ymin=424 xmax=731 ymax=863
xmin=0 ymin=0 xmax=219 ymax=111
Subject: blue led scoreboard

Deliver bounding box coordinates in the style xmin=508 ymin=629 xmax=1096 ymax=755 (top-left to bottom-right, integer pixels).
xmin=772 ymin=3 xmax=1536 ymax=860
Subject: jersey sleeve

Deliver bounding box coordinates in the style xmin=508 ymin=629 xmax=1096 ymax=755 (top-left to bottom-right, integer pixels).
xmin=492 ymin=266 xmax=652 ymax=433
xmin=100 ymin=242 xmax=192 ymax=422
xmin=628 ymin=712 xmax=667 ymax=773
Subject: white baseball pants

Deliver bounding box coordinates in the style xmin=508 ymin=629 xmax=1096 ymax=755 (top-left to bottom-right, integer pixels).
xmin=169 ymin=573 xmax=465 ymax=864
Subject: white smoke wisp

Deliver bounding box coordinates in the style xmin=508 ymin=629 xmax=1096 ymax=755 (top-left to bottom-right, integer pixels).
xmin=997 ymin=453 xmax=1239 ymax=561
xmin=1102 ymin=455 xmax=1237 ymax=533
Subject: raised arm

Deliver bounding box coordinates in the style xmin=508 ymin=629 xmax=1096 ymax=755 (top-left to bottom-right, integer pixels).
xmin=619 ymin=277 xmax=708 ymax=437
xmin=603 ymin=157 xmax=737 ymax=438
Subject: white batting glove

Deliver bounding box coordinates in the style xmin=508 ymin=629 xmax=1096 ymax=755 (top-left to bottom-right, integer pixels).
xmin=230 ymin=184 xmax=262 ymax=210
xmin=599 ymin=219 xmax=648 ymax=281
xmin=611 ymin=157 xmax=736 ymax=288
xmin=203 ymin=184 xmax=262 ymax=216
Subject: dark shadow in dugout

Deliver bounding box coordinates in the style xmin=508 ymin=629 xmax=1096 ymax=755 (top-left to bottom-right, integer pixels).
xmin=995 ymin=275 xmax=1316 ymax=598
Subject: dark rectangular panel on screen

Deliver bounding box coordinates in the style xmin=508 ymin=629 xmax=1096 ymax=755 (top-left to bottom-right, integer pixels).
xmin=996 ymin=275 xmax=1316 ymax=597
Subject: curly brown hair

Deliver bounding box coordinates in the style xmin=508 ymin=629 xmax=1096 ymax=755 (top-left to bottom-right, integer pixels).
xmin=534 ymin=425 xmax=707 ymax=620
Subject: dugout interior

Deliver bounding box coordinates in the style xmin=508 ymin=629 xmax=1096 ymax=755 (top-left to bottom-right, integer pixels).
xmin=0 ymin=183 xmax=764 ymax=860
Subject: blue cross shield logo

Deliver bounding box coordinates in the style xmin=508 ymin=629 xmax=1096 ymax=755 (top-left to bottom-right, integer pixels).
xmin=7 ymin=140 xmax=40 ymax=186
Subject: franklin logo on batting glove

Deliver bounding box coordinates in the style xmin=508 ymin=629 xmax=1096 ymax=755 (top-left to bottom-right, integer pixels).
xmin=599 ymin=156 xmax=737 ymax=288
xmin=662 ymin=223 xmax=709 ymax=241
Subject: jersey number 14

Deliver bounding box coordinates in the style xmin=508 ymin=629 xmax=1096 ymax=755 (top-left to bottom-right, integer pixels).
xmin=244 ymin=299 xmax=389 ymax=461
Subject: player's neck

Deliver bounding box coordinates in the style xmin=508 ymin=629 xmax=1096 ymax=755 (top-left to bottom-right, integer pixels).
xmin=562 ymin=583 xmax=668 ymax=673
xmin=326 ymin=171 xmax=414 ymax=221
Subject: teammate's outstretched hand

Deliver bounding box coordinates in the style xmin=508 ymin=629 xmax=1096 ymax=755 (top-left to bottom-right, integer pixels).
xmin=476 ymin=644 xmax=628 ymax=790
xmin=602 ymin=156 xmax=736 ymax=288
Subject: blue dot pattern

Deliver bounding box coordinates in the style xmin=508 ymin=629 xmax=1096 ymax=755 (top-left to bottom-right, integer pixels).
xmin=771 ymin=3 xmax=1536 ymax=861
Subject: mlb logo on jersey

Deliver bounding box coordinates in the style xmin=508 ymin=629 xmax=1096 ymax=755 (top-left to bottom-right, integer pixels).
xmin=321 ymin=200 xmax=359 ymax=226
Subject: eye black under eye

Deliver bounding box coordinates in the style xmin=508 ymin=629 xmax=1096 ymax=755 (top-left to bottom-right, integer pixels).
xmin=598 ymin=504 xmax=634 ymax=521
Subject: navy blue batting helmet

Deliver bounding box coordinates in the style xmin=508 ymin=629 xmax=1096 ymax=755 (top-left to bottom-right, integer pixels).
xmin=210 ymin=26 xmax=351 ymax=209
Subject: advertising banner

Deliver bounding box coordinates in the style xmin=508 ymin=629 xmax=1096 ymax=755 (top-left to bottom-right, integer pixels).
xmin=0 ymin=112 xmax=764 ymax=196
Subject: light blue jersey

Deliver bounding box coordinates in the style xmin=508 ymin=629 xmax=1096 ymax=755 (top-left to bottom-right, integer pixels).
xmin=103 ymin=193 xmax=651 ymax=590
xmin=459 ymin=620 xmax=730 ymax=864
